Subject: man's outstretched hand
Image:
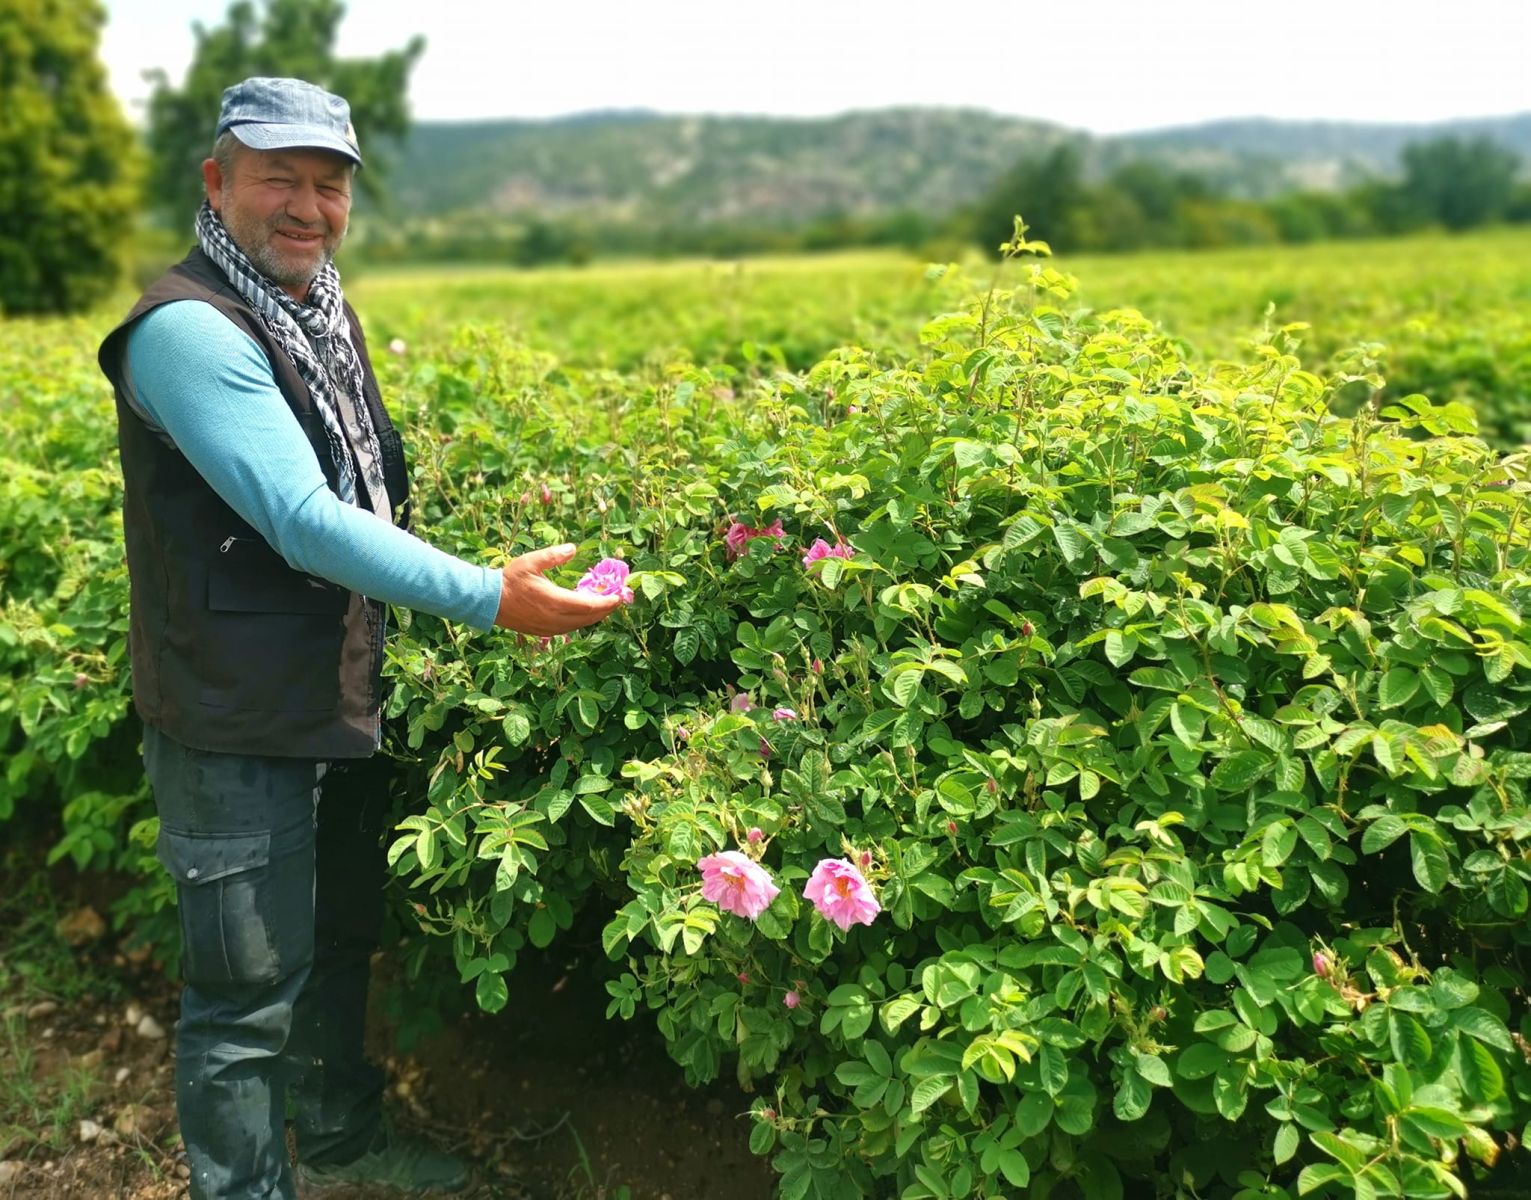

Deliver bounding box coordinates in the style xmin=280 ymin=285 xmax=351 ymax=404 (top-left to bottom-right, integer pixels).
xmin=494 ymin=544 xmax=623 ymax=635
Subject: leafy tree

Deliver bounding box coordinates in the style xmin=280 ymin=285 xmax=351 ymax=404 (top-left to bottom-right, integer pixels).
xmin=1399 ymin=136 xmax=1521 ymax=231
xmin=144 ymin=0 xmax=424 ymax=227
xmin=0 ymin=0 xmax=141 ymax=315
xmin=970 ymin=140 xmax=1087 ymax=254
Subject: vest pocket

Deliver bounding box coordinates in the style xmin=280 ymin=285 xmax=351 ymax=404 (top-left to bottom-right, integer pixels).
xmin=158 ymin=829 xmax=311 ymax=987
xmin=208 ymin=536 xmax=349 ymax=615
xmin=199 ymin=536 xmax=349 ymax=712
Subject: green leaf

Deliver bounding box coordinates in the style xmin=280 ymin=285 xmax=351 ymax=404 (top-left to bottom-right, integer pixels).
xmin=1361 ymin=814 xmax=1408 ymax=854
xmin=674 ymin=625 xmax=700 ymax=665
xmin=1114 ymin=1069 xmax=1150 ymax=1121
xmin=910 ymin=1075 xmax=952 ymax=1114
xmin=1389 ymin=1011 xmax=1433 ymax=1068
xmin=1104 ymin=630 xmax=1138 ymax=667
xmin=1274 ymin=1122 xmax=1299 ymax=1165
xmin=1452 ymin=1006 xmax=1514 ymax=1053
xmin=475 ymin=970 xmax=508 ymax=1014
xmin=1404 ymin=1105 xmax=1470 ymax=1139
xmin=1410 ymin=830 xmax=1450 ymax=893
xmin=1378 ymin=667 xmax=1420 ymax=709
xmin=1456 ymin=1036 xmax=1505 ymax=1102
xmin=578 ymin=792 xmax=616 ymax=826
xmin=1014 ymin=1090 xmax=1052 ymax=1138
xmin=1210 ymin=751 xmax=1271 ymax=792
xmin=527 ymin=907 xmax=556 ymax=948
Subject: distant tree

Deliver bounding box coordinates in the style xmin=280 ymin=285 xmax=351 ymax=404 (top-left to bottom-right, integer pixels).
xmin=970 ymin=141 xmax=1087 ymax=254
xmin=1398 ymin=136 xmax=1521 ymax=231
xmin=144 ymin=0 xmax=424 ymax=228
xmin=0 ymin=0 xmax=141 ymax=315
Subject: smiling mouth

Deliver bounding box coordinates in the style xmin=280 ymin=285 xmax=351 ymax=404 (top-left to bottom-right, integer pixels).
xmin=274 ymin=229 xmax=324 ymax=249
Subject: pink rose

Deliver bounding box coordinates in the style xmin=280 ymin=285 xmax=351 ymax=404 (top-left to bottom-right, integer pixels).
xmin=772 ymin=707 xmax=798 ymax=721
xmin=730 ymin=693 xmax=753 ymax=713
xmin=783 ymin=989 xmax=801 ymax=1009
xmin=697 ymin=851 xmax=780 ymax=920
xmin=803 ymin=858 xmax=881 ymax=931
xmin=802 ymin=537 xmax=855 ymax=568
xmin=746 ymin=827 xmax=764 ymax=844
xmin=575 ymin=557 xmax=634 ymax=604
xmin=725 ymin=518 xmax=787 ymax=560
xmin=540 ymin=482 xmax=554 ymax=505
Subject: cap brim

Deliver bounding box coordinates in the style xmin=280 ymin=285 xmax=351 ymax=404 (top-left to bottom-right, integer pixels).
xmin=227 ymin=123 xmax=363 ymax=167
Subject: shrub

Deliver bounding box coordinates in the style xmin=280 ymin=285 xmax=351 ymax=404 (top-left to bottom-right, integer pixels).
xmin=385 ymin=239 xmax=1531 ymax=1198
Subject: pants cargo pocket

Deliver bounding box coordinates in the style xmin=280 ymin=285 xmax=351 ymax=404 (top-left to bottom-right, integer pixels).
xmin=158 ymin=829 xmax=311 ymax=988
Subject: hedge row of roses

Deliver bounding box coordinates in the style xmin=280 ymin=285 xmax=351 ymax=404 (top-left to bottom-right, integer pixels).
xmin=372 ymin=240 xmax=1531 ymax=1200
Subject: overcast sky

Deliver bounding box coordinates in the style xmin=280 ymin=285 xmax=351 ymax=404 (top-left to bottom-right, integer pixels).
xmin=101 ymin=0 xmax=1530 ymax=135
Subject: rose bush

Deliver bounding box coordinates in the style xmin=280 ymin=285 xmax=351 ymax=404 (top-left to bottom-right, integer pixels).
xmin=380 ymin=236 xmax=1531 ymax=1199
xmin=6 ymin=235 xmax=1531 ymax=1198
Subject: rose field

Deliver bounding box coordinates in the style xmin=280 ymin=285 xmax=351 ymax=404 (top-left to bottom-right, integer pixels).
xmin=5 ymin=225 xmax=1531 ymax=1199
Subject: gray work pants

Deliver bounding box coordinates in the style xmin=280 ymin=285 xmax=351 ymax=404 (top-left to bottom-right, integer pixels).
xmin=144 ymin=724 xmax=388 ymax=1200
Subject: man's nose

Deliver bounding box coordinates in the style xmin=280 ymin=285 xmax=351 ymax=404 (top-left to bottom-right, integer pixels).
xmin=283 ymin=182 xmax=322 ymax=226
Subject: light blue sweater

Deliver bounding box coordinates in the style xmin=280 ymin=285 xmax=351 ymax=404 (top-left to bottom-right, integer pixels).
xmin=125 ymin=300 xmax=502 ymax=631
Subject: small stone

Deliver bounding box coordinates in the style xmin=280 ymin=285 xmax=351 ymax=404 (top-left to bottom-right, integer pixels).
xmin=124 ymin=1002 xmax=144 ymax=1028
xmin=26 ymin=1000 xmax=58 ymax=1020
xmin=135 ymin=1014 xmax=165 ymax=1041
xmin=176 ymin=1163 xmax=190 ymax=1179
xmin=0 ymin=1162 xmax=21 ymax=1185
xmin=79 ymin=1049 xmax=106 ymax=1069
xmin=56 ymin=906 xmax=106 ymax=946
xmin=78 ymin=1119 xmax=103 ymax=1143
xmin=115 ymin=1067 xmax=131 ymax=1086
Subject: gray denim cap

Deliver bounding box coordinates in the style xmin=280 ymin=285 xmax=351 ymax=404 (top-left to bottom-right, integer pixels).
xmin=216 ymin=77 xmax=363 ymax=167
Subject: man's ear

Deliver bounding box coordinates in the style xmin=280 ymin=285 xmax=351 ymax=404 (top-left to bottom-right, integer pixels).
xmin=201 ymin=158 xmax=224 ymax=212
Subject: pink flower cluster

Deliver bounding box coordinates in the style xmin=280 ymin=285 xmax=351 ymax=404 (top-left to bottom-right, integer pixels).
xmin=695 ymin=853 xmax=880 ymax=932
xmin=575 ymin=557 xmax=634 ymax=604
xmin=724 ymin=519 xmax=786 ymax=560
xmin=723 ymin=517 xmax=857 ymax=570
xmin=801 ymin=538 xmax=855 ymax=568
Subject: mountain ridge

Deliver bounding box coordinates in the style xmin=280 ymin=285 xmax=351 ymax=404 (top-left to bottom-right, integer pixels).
xmin=378 ymin=107 xmax=1531 ymax=226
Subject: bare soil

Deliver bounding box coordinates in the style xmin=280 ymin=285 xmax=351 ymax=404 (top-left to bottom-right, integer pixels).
xmin=0 ymin=863 xmax=775 ymax=1200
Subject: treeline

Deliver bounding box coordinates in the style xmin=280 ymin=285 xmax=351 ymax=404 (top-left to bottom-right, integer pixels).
xmin=968 ymin=135 xmax=1530 ymax=254
xmin=350 ymin=133 xmax=1531 ymax=268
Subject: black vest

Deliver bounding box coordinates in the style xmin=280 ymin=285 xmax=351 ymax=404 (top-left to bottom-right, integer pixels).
xmin=98 ymin=248 xmax=411 ymax=759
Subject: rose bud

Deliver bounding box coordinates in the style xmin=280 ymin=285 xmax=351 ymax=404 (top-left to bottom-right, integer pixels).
xmin=747 ymin=827 xmax=764 ymax=844
xmin=540 ymin=482 xmax=553 ymax=505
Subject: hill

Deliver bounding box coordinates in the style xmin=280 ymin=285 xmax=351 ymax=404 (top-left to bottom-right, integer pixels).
xmin=378 ymin=108 xmax=1531 ymax=226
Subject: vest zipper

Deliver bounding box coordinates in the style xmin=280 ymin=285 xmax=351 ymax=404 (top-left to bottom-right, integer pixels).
xmin=218 ymin=535 xmax=255 ymax=554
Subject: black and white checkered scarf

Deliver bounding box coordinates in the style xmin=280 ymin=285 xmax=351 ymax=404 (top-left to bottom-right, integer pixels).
xmin=196 ymin=201 xmax=388 ymax=518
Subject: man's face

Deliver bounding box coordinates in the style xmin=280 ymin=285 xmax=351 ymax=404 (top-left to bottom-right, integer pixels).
xmin=203 ymin=144 xmax=353 ymax=293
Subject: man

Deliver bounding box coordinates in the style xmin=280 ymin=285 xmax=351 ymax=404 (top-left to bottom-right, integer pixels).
xmin=97 ymin=77 xmax=620 ymax=1198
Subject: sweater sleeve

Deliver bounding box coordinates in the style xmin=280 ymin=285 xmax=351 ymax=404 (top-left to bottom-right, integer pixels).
xmin=125 ymin=300 xmax=503 ymax=632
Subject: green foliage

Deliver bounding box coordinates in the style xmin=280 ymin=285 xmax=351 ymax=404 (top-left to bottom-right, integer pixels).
xmin=970 ymin=141 xmax=1089 ymax=254
xmin=1400 ymin=137 xmax=1522 ymax=232
xmin=0 ymin=0 xmax=140 ymax=315
xmin=376 ymin=241 xmax=1531 ymax=1198
xmin=144 ymin=0 xmax=424 ymax=226
xmin=8 ymin=232 xmax=1531 ymax=1198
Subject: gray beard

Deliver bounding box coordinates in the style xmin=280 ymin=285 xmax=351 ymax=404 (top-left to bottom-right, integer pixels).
xmin=221 ymin=200 xmax=343 ymax=290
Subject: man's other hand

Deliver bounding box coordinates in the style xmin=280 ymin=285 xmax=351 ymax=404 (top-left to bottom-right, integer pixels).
xmin=494 ymin=544 xmax=623 ymax=635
